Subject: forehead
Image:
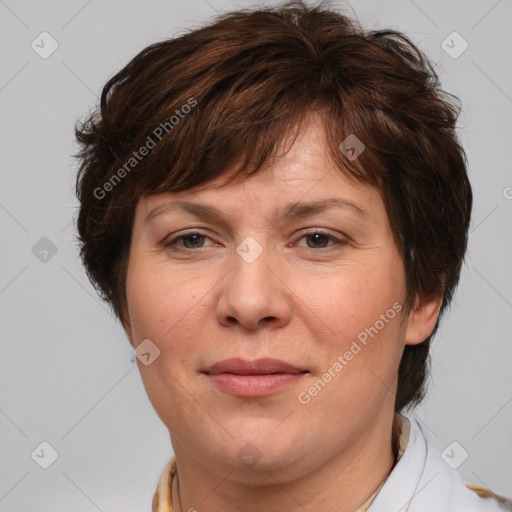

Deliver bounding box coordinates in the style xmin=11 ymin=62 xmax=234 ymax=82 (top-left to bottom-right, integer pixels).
xmin=136 ymin=118 xmax=381 ymax=222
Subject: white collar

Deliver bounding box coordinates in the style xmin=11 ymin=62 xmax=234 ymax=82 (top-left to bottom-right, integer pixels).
xmin=367 ymin=414 xmax=511 ymax=512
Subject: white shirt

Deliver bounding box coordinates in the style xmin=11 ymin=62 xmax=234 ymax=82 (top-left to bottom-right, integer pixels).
xmin=366 ymin=413 xmax=512 ymax=512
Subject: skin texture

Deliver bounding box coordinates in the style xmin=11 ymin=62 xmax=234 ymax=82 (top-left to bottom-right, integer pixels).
xmin=123 ymin=114 xmax=442 ymax=512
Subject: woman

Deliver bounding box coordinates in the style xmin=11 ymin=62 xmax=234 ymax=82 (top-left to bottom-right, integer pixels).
xmin=73 ymin=1 xmax=511 ymax=510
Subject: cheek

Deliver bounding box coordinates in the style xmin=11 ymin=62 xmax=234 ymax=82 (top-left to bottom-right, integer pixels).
xmin=125 ymin=258 xmax=214 ymax=353
xmin=293 ymin=258 xmax=403 ymax=348
xmin=294 ymin=267 xmax=405 ymax=416
xmin=125 ymin=260 xmax=213 ymax=426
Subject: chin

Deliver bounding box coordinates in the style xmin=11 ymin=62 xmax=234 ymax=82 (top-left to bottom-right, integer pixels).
xmin=227 ymin=429 xmax=304 ymax=470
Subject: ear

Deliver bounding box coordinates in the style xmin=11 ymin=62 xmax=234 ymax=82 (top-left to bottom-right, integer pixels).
xmin=404 ymin=294 xmax=443 ymax=346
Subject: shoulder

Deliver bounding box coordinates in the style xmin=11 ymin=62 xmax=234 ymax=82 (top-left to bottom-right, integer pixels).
xmin=368 ymin=414 xmax=512 ymax=512
xmin=465 ymin=484 xmax=512 ymax=511
xmin=406 ymin=415 xmax=511 ymax=512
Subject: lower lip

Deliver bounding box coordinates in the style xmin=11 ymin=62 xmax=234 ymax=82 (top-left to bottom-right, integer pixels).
xmin=206 ymin=373 xmax=307 ymax=397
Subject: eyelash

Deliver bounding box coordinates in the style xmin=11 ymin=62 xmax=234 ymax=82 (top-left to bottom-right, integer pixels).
xmin=163 ymin=229 xmax=348 ymax=252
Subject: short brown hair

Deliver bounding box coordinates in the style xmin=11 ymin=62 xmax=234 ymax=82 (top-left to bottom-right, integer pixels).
xmin=74 ymin=0 xmax=472 ymax=411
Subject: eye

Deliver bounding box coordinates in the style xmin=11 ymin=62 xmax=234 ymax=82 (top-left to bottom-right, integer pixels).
xmin=164 ymin=231 xmax=214 ymax=250
xmin=296 ymin=230 xmax=347 ymax=249
xmin=163 ymin=229 xmax=348 ymax=252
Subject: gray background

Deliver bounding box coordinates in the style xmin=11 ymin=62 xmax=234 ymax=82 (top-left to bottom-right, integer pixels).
xmin=0 ymin=0 xmax=511 ymax=510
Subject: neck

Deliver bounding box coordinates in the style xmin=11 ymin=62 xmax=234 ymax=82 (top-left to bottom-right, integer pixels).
xmin=171 ymin=411 xmax=400 ymax=512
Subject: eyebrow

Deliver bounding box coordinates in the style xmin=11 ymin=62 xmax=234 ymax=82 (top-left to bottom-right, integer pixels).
xmin=144 ymin=197 xmax=370 ymax=226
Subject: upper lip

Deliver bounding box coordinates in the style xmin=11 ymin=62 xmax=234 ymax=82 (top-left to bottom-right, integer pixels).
xmin=203 ymin=358 xmax=309 ymax=375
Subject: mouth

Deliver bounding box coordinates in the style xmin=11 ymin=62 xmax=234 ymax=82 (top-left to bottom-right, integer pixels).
xmin=202 ymin=358 xmax=310 ymax=397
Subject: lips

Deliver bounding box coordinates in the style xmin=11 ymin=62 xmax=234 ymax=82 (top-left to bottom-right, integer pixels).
xmin=202 ymin=358 xmax=309 ymax=397
xmin=203 ymin=358 xmax=308 ymax=376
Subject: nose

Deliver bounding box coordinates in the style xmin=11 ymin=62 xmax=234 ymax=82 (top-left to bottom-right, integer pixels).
xmin=216 ymin=245 xmax=293 ymax=331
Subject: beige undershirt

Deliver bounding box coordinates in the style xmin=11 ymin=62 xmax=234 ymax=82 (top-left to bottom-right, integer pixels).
xmin=153 ymin=413 xmax=411 ymax=512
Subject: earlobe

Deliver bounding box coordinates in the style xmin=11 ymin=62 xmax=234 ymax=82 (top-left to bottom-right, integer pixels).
xmin=404 ymin=294 xmax=443 ymax=346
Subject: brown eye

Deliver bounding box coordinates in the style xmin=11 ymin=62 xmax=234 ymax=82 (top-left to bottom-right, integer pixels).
xmin=181 ymin=233 xmax=206 ymax=248
xmin=305 ymin=232 xmax=332 ymax=248
xmin=296 ymin=230 xmax=347 ymax=250
xmin=164 ymin=231 xmax=214 ymax=251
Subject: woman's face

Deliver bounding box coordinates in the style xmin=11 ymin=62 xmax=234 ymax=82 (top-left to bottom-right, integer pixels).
xmin=124 ymin=116 xmax=438 ymax=478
